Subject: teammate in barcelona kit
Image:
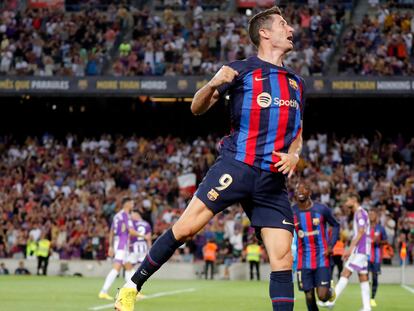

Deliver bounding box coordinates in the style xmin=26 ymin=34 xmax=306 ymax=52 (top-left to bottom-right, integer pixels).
xmin=116 ymin=6 xmax=304 ymax=311
xmin=98 ymin=197 xmax=142 ymax=300
xmin=319 ymin=193 xmax=372 ymax=311
xmin=293 ymin=182 xmax=339 ymax=311
xmin=368 ymin=209 xmax=387 ymax=308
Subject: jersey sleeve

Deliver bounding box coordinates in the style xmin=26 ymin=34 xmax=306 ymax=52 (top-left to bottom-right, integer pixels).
xmin=356 ymin=211 xmax=368 ymax=231
xmin=323 ymin=205 xmax=340 ymax=248
xmin=298 ymin=77 xmax=306 ymax=120
xmin=216 ymin=60 xmax=244 ymax=96
xmin=381 ymin=226 xmax=388 ymax=242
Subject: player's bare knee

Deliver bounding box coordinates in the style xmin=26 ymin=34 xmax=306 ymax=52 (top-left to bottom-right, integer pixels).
xmin=270 ymin=249 xmax=293 ymax=270
xmin=172 ymin=223 xmax=196 ymax=241
xmin=317 ymin=288 xmax=330 ymax=302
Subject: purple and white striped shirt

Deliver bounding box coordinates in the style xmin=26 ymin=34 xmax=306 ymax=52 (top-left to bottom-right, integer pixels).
xmin=111 ymin=210 xmax=131 ymax=250
xmin=353 ymin=207 xmax=370 ymax=255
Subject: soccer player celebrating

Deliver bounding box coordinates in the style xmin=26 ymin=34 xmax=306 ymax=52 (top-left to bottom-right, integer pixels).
xmin=319 ymin=194 xmax=371 ymax=311
xmin=368 ymin=209 xmax=387 ymax=307
xmin=99 ymin=197 xmax=142 ymax=300
xmin=293 ymin=182 xmax=339 ymax=311
xmin=116 ymin=6 xmax=304 ymax=311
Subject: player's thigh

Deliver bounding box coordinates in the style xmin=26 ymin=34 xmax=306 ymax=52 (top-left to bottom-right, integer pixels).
xmin=249 ymin=171 xmax=294 ymax=233
xmin=261 ymin=227 xmax=293 ymax=271
xmin=297 ymin=269 xmax=315 ymax=292
xmin=172 ymin=196 xmax=215 ymax=240
xmin=192 ymin=155 xmax=254 ymax=226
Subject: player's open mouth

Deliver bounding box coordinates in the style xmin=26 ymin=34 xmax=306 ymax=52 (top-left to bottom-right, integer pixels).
xmin=287 ymin=36 xmax=293 ymax=44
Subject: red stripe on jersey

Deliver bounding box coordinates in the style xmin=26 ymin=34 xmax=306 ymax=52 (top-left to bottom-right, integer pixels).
xmin=306 ymin=212 xmax=317 ymax=269
xmin=370 ymin=228 xmax=375 ymax=263
xmin=244 ymin=69 xmax=263 ymax=165
xmin=270 ymin=73 xmax=290 ymax=172
xmin=294 ymin=214 xmax=303 ymax=270
xmin=319 ymin=216 xmax=330 ymax=267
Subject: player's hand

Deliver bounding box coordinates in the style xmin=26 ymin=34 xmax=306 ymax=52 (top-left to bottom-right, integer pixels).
xmin=108 ymin=247 xmax=114 ymax=258
xmin=324 ymin=247 xmax=332 ymax=257
xmin=208 ymin=65 xmax=239 ymax=89
xmin=342 ymin=249 xmax=351 ymax=261
xmin=273 ymin=151 xmax=299 ymax=177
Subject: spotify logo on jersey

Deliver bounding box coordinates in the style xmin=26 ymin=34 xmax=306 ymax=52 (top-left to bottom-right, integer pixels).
xmin=256 ymin=92 xmax=299 ymax=109
xmin=256 ymin=92 xmax=272 ymax=108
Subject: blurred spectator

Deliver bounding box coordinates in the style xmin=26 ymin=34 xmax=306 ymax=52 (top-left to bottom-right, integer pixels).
xmin=14 ymin=260 xmax=30 ymax=275
xmin=0 ymin=261 xmax=9 ymax=274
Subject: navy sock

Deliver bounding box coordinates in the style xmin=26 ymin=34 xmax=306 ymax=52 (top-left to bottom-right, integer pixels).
xmin=131 ymin=229 xmax=183 ymax=291
xmin=270 ymin=270 xmax=294 ymax=311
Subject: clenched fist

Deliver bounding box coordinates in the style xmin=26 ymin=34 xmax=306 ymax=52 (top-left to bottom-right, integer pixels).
xmin=208 ymin=65 xmax=239 ymax=89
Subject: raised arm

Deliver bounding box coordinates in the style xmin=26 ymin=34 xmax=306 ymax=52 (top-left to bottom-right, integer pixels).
xmin=191 ymin=65 xmax=238 ymax=115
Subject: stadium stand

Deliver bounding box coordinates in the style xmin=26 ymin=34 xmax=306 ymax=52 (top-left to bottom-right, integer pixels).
xmin=337 ymin=2 xmax=414 ymax=75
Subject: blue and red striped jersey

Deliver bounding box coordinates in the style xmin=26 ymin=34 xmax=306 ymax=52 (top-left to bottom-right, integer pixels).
xmin=217 ymin=56 xmax=305 ymax=172
xmin=370 ymin=224 xmax=387 ymax=264
xmin=292 ymin=202 xmax=339 ymax=270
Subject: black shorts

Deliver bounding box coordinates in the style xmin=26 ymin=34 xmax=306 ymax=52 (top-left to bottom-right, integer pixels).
xmin=195 ymin=156 xmax=293 ymax=234
xmin=368 ymin=262 xmax=381 ymax=274
xmin=297 ymin=267 xmax=331 ymax=292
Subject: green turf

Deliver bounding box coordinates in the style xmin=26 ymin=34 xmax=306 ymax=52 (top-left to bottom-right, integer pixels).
xmin=0 ymin=276 xmax=412 ymax=310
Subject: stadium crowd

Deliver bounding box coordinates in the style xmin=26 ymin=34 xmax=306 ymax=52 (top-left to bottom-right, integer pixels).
xmin=338 ymin=4 xmax=414 ymax=75
xmin=111 ymin=3 xmax=346 ymax=76
xmin=0 ymin=5 xmax=129 ymax=76
xmin=0 ymin=132 xmax=413 ymax=268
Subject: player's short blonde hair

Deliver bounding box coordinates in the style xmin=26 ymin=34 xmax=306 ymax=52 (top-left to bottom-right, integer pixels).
xmin=248 ymin=6 xmax=282 ymax=47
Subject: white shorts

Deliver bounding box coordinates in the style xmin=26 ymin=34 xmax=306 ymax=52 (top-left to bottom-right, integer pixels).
xmin=114 ymin=249 xmax=128 ymax=264
xmin=126 ymin=252 xmax=145 ymax=265
xmin=345 ymin=253 xmax=368 ymax=274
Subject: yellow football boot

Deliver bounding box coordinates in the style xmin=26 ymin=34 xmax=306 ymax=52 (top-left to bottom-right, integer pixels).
xmin=114 ymin=288 xmax=138 ymax=311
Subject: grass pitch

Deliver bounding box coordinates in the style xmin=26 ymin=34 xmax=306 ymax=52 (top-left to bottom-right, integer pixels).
xmin=0 ymin=276 xmax=412 ymax=310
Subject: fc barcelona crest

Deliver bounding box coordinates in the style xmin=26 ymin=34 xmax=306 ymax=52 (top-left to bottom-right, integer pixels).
xmin=207 ymin=189 xmax=219 ymax=201
xmin=288 ymin=78 xmax=298 ymax=90
xmin=312 ymin=218 xmax=320 ymax=226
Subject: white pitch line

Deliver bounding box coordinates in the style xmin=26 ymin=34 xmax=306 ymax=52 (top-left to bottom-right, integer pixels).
xmin=402 ymin=285 xmax=414 ymax=294
xmin=89 ymin=288 xmax=196 ymax=310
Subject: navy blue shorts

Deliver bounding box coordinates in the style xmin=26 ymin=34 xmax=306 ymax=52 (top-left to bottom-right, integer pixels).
xmin=297 ymin=267 xmax=331 ymax=292
xmin=195 ymin=156 xmax=293 ymax=234
xmin=368 ymin=262 xmax=381 ymax=274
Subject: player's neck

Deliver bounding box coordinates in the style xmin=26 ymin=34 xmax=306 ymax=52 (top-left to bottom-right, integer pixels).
xmin=298 ymin=200 xmax=312 ymax=211
xmin=257 ymin=48 xmax=285 ymax=67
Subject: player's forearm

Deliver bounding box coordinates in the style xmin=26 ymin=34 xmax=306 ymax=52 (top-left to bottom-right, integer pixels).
xmin=108 ymin=232 xmax=113 ymax=247
xmin=191 ymin=83 xmax=218 ymax=115
xmin=288 ymin=130 xmax=302 ymax=157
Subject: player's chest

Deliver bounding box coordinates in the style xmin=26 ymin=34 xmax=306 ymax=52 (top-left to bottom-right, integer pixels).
xmin=237 ymin=71 xmax=302 ymax=111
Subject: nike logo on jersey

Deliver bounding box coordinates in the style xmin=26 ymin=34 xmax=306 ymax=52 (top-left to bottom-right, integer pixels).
xmin=282 ymin=219 xmax=294 ymax=226
xmin=321 ymin=281 xmax=329 ymax=285
xmin=254 ymin=77 xmax=268 ymax=81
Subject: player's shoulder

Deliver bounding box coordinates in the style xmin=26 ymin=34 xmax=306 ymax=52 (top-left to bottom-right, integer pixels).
xmin=312 ymin=202 xmax=329 ymax=212
xmin=223 ymin=57 xmax=254 ymax=74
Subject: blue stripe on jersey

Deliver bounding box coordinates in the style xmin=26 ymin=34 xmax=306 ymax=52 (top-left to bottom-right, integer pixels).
xmin=235 ymin=73 xmax=253 ymax=161
xmin=300 ymin=212 xmax=311 ymax=269
xmin=254 ymin=68 xmax=270 ymax=167
xmin=315 ymin=213 xmax=325 ymax=267
xmin=260 ymin=68 xmax=280 ymax=170
xmin=291 ymin=79 xmax=302 ymax=140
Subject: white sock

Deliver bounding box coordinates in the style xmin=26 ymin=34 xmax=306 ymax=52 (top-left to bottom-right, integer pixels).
xmin=125 ymin=269 xmax=135 ymax=282
xmin=360 ymin=281 xmax=371 ymax=311
xmin=335 ymin=276 xmax=349 ymax=300
xmin=123 ymin=279 xmax=137 ymax=289
xmin=101 ymin=269 xmax=119 ymax=293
